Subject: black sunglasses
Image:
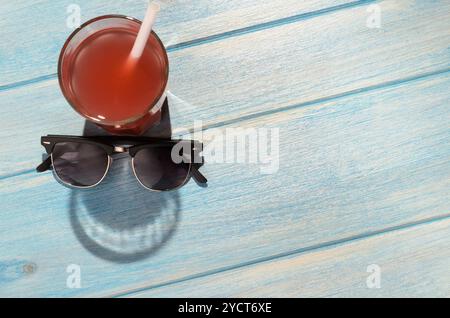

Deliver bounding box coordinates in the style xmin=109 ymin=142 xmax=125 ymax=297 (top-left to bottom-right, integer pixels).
xmin=36 ymin=135 xmax=207 ymax=191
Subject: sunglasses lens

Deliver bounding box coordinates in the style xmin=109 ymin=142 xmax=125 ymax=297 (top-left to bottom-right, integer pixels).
xmin=133 ymin=145 xmax=190 ymax=191
xmin=52 ymin=142 xmax=109 ymax=187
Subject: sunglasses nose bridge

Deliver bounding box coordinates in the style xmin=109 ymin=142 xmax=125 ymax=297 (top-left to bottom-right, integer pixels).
xmin=114 ymin=146 xmax=128 ymax=153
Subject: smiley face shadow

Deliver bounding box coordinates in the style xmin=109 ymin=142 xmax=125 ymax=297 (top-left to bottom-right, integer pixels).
xmin=69 ymin=101 xmax=181 ymax=263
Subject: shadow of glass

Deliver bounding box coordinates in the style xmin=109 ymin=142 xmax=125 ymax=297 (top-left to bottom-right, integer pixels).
xmin=68 ymin=101 xmax=181 ymax=263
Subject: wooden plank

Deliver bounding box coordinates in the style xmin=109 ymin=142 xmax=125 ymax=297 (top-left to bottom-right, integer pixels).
xmin=126 ymin=218 xmax=450 ymax=297
xmin=0 ymin=0 xmax=355 ymax=86
xmin=1 ymin=0 xmax=450 ymax=177
xmin=1 ymin=72 xmax=449 ymax=297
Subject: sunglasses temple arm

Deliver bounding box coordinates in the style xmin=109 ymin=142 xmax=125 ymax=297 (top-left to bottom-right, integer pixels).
xmin=191 ymin=165 xmax=207 ymax=184
xmin=36 ymin=156 xmax=52 ymax=173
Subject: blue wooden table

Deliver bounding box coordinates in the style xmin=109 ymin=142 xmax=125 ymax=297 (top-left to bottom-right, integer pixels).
xmin=0 ymin=0 xmax=449 ymax=297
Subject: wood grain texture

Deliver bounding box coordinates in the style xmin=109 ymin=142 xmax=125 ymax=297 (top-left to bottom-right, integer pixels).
xmin=1 ymin=0 xmax=450 ymax=177
xmin=0 ymin=0 xmax=356 ymax=86
xmin=127 ymin=218 xmax=450 ymax=298
xmin=0 ymin=0 xmax=449 ymax=298
xmin=1 ymin=71 xmax=449 ymax=297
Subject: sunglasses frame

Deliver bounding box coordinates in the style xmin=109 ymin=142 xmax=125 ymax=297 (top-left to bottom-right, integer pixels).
xmin=37 ymin=135 xmax=206 ymax=191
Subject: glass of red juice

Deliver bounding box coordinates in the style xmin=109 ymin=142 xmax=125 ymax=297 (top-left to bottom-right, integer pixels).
xmin=58 ymin=15 xmax=169 ymax=135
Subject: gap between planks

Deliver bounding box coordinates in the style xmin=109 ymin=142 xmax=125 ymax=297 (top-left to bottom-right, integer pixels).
xmin=2 ymin=66 xmax=449 ymax=182
xmin=0 ymin=0 xmax=376 ymax=93
xmin=109 ymin=213 xmax=450 ymax=297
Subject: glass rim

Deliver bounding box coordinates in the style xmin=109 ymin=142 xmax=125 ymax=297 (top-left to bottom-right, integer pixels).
xmin=58 ymin=14 xmax=169 ymax=126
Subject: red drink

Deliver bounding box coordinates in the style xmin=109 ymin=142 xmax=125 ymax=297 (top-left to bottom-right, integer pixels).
xmin=59 ymin=15 xmax=169 ymax=135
